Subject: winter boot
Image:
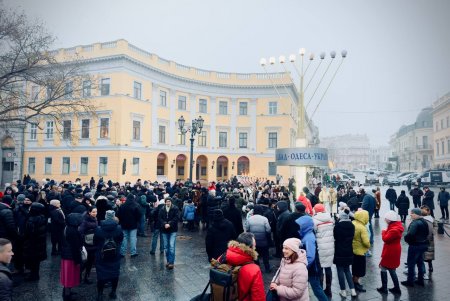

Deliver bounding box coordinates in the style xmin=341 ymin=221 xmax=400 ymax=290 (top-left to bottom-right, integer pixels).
xmin=388 ymin=269 xmax=401 ymax=294
xmin=377 ymin=271 xmax=388 ymax=294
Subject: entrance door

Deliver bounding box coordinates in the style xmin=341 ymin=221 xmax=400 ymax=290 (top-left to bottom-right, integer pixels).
xmin=1 ymin=149 xmax=14 ymax=187
xmin=216 ymin=156 xmax=228 ymax=181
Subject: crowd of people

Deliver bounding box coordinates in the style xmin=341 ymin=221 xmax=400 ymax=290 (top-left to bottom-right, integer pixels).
xmin=0 ymin=175 xmax=449 ymax=301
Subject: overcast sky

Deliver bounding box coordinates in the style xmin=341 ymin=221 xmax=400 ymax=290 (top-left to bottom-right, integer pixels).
xmin=5 ymin=0 xmax=450 ymax=147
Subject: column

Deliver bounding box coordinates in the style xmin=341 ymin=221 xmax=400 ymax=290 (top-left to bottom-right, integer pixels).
xmin=151 ymin=84 xmax=159 ymax=146
xmin=210 ymin=97 xmax=217 ymax=149
xmin=230 ymin=98 xmax=237 ymax=149
xmin=250 ymin=98 xmax=257 ymax=151
xmin=169 ymin=89 xmax=176 ymax=146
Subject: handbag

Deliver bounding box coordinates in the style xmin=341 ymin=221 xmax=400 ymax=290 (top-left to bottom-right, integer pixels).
xmin=266 ymin=267 xmax=281 ymax=301
xmin=81 ymin=246 xmax=88 ymax=262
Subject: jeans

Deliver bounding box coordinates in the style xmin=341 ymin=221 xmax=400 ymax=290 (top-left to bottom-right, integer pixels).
xmin=389 ymin=202 xmax=395 ymax=211
xmin=309 ymin=275 xmax=328 ymax=301
xmin=151 ymin=228 xmax=164 ymax=253
xmin=407 ymin=244 xmax=428 ymax=283
xmin=138 ymin=214 xmax=146 ymax=235
xmin=120 ymin=229 xmax=137 ymax=256
xmin=368 ymin=220 xmax=374 ymax=245
xmin=255 ymin=246 xmax=270 ymax=271
xmin=440 ymin=205 xmax=449 ymax=219
xmin=336 ymin=265 xmax=354 ymax=290
xmin=162 ymin=232 xmax=177 ymax=264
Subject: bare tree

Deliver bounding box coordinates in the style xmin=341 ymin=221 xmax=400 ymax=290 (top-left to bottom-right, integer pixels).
xmin=0 ymin=6 xmax=97 ymax=134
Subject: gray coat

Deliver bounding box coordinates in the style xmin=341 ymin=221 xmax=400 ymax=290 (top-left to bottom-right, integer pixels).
xmin=423 ymin=216 xmax=435 ymax=261
xmin=0 ymin=263 xmax=12 ymax=301
xmin=245 ymin=214 xmax=271 ymax=248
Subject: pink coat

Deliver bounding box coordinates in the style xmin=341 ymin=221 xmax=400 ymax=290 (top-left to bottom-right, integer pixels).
xmin=273 ymin=249 xmax=310 ymax=301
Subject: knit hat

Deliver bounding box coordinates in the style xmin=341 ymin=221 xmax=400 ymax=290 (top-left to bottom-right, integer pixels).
xmin=212 ymin=209 xmax=224 ymax=221
xmin=411 ymin=208 xmax=422 ymax=216
xmin=126 ymin=194 xmax=135 ymax=202
xmin=283 ymin=238 xmax=302 ymax=254
xmin=339 ymin=208 xmax=350 ymax=221
xmin=384 ymin=210 xmax=399 ymax=222
xmin=16 ymin=194 xmax=26 ymax=203
xmin=295 ymin=202 xmax=306 ymax=212
xmin=339 ymin=202 xmax=347 ymax=210
xmin=140 ymin=195 xmax=147 ymax=202
xmin=105 ymin=210 xmax=116 ymax=220
xmin=313 ymin=203 xmax=325 ymax=213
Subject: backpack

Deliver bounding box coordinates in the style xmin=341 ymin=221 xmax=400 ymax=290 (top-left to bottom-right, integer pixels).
xmin=206 ymin=253 xmax=252 ymax=301
xmin=101 ymin=236 xmax=117 ymax=261
xmin=185 ymin=205 xmax=195 ymax=221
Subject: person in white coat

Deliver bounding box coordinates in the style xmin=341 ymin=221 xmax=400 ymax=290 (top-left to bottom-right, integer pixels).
xmin=319 ymin=187 xmax=330 ymax=212
xmin=313 ymin=203 xmax=335 ymax=297
xmin=328 ymin=187 xmax=338 ymax=217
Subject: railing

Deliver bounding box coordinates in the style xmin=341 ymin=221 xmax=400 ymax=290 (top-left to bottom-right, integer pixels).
xmin=196 ymin=69 xmax=210 ymax=77
xmin=158 ymin=57 xmax=170 ymax=65
xmin=128 ymin=44 xmax=152 ymax=57
xmin=82 ymin=45 xmax=93 ymax=52
xmin=101 ymin=41 xmax=117 ymax=49
xmin=176 ymin=63 xmax=190 ymax=72
xmin=416 ymin=144 xmax=433 ymax=151
xmin=216 ymin=72 xmax=230 ymax=79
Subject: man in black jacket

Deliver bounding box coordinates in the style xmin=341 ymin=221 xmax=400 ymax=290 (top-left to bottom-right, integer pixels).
xmin=402 ymin=208 xmax=429 ymax=287
xmin=117 ymin=194 xmax=142 ymax=257
xmin=158 ymin=197 xmax=179 ymax=269
xmin=409 ymin=185 xmax=424 ymax=208
xmin=385 ymin=185 xmax=398 ymax=211
xmin=280 ymin=202 xmax=305 ymax=242
xmin=0 ymin=200 xmax=17 ymax=243
xmin=422 ymin=186 xmax=435 ymax=218
xmin=0 ymin=238 xmax=14 ymax=301
xmin=205 ymin=209 xmax=236 ymax=262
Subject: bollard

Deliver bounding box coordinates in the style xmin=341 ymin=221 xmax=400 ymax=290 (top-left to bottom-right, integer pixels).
xmin=437 ymin=221 xmax=444 ymax=235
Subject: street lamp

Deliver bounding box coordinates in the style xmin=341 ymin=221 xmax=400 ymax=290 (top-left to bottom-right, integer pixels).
xmin=178 ymin=115 xmax=204 ymax=182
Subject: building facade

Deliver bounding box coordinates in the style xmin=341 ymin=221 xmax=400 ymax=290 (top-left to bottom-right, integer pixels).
xmin=432 ymin=92 xmax=450 ymax=169
xmin=320 ymin=134 xmax=370 ymax=171
xmin=0 ymin=125 xmax=25 ymax=187
xmin=16 ymin=39 xmax=310 ymax=184
xmin=389 ymin=107 xmax=433 ymax=172
xmin=368 ymin=146 xmax=390 ymax=170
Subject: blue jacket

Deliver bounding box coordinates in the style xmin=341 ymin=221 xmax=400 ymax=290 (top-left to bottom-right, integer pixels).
xmin=362 ymin=194 xmax=375 ymax=219
xmin=296 ymin=215 xmax=321 ymax=276
xmin=183 ymin=203 xmax=196 ymax=221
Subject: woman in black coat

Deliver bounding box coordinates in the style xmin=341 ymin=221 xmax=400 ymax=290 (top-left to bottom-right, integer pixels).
xmin=93 ymin=210 xmax=123 ymax=300
xmin=78 ymin=206 xmax=98 ymax=284
xmin=205 ymin=209 xmax=236 ymax=262
xmin=23 ymin=202 xmax=47 ymax=281
xmin=60 ymin=213 xmax=83 ymax=301
xmin=395 ymin=190 xmax=410 ymax=223
xmin=49 ymin=200 xmax=66 ymax=255
xmin=333 ymin=208 xmax=356 ymax=295
xmin=222 ymin=196 xmax=244 ymax=235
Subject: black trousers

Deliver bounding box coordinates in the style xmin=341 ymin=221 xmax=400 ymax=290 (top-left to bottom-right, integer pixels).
xmin=255 ymin=246 xmax=270 ymax=270
xmin=440 ymin=205 xmax=449 ymax=219
xmin=82 ymin=250 xmax=96 ymax=277
xmin=98 ymin=277 xmax=119 ymax=294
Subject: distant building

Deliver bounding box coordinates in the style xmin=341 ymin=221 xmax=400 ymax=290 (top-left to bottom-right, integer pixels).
xmin=0 ymin=125 xmax=25 ymax=187
xmin=432 ymin=92 xmax=450 ymax=169
xmin=389 ymin=107 xmax=433 ymax=172
xmin=369 ymin=146 xmax=390 ymax=170
xmin=320 ymin=134 xmax=370 ymax=171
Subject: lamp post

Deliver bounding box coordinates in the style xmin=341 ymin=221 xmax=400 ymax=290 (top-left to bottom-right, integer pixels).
xmin=178 ymin=115 xmax=204 ymax=182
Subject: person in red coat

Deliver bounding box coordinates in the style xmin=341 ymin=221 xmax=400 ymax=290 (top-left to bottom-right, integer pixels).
xmin=377 ymin=210 xmax=404 ymax=295
xmin=220 ymin=232 xmax=265 ymax=301
xmin=296 ymin=193 xmax=313 ymax=216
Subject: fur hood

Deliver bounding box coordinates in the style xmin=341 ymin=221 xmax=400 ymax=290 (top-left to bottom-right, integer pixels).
xmin=227 ymin=240 xmax=258 ymax=260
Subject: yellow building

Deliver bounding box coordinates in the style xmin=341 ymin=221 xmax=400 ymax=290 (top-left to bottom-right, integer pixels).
xmin=432 ymin=92 xmax=450 ymax=169
xmin=22 ymin=39 xmax=308 ymax=184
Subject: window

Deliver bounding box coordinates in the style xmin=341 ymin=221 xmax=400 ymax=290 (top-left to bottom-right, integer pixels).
xmin=99 ymin=118 xmax=109 ymax=138
xmin=132 ymin=158 xmax=140 ymax=175
xmin=178 ymin=95 xmax=186 ymax=110
xmin=44 ymin=157 xmax=52 ymax=174
xmin=133 ymin=81 xmax=142 ymax=99
xmin=268 ymin=162 xmax=277 ymax=176
xmin=441 ymin=120 xmax=444 ymax=130
xmin=99 ymin=157 xmax=108 ymax=175
xmin=160 ymin=90 xmax=167 ymax=106
xmin=45 ymin=121 xmax=54 ymax=139
xmin=199 ymin=99 xmax=207 ymax=113
xmin=448 ymin=140 xmax=450 ymax=154
xmin=80 ymin=157 xmax=88 ymax=175
xmin=81 ymin=119 xmax=90 ymax=139
xmin=442 ymin=141 xmax=445 ymax=155
xmin=219 ymin=132 xmax=227 ymax=148
xmin=63 ymin=120 xmax=72 ymax=140
xmin=447 ymin=117 xmax=449 ymax=128
xmin=422 ymin=136 xmax=428 ymax=148
xmin=82 ymin=80 xmax=91 ymax=97
xmin=268 ymin=132 xmax=277 ymax=148
xmin=64 ymin=82 xmax=73 ymax=98
xmin=46 ymin=85 xmax=53 ymax=100
xmin=436 ymin=121 xmax=439 ymax=131
xmin=28 ymin=157 xmax=35 ymax=174
xmin=30 ymin=123 xmax=37 ymax=140
xmin=198 ymin=131 xmax=207 ymax=147
xmin=239 ymin=102 xmax=248 ymax=115
xmin=101 ymin=78 xmax=110 ymax=96
xmin=62 ymin=157 xmax=70 ymax=174
xmin=269 ymin=102 xmax=278 ymax=115
xmin=239 ymin=132 xmax=248 ymax=148
xmin=219 ymin=101 xmax=228 ymax=115
xmin=159 ymin=126 xmax=166 ymax=144
xmin=178 ymin=132 xmax=186 ymax=145
xmin=436 ymin=143 xmax=439 ymax=155
xmin=31 ymin=86 xmax=39 ymax=100
xmin=133 ymin=120 xmax=141 ymax=140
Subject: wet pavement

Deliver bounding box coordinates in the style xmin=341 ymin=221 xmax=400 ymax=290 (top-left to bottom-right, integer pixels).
xmin=12 ymin=186 xmax=450 ymax=301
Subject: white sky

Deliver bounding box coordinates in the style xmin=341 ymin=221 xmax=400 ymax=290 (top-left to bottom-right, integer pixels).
xmin=4 ymin=0 xmax=450 ymax=146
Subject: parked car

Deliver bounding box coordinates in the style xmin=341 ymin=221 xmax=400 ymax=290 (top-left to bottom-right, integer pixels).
xmin=333 ymin=173 xmax=358 ymax=186
xmin=382 ymin=175 xmax=400 ymax=186
xmin=401 ymin=173 xmax=419 ymax=185
xmin=419 ymin=170 xmax=450 ymax=186
xmin=365 ymin=171 xmax=380 ymax=185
